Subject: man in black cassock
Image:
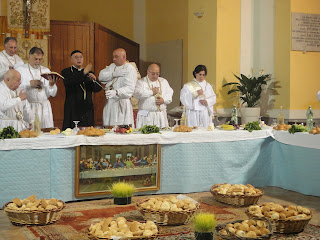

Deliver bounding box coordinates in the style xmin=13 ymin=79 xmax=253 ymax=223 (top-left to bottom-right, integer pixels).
xmin=61 ymin=50 xmax=102 ymax=130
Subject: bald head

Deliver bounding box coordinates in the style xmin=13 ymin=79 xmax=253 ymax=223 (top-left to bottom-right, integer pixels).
xmin=147 ymin=63 xmax=160 ymax=81
xmin=4 ymin=69 xmax=21 ymax=91
xmin=113 ymin=48 xmax=127 ymax=66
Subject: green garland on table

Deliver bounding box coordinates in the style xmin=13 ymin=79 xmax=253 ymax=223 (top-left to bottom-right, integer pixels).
xmin=243 ymin=121 xmax=262 ymax=132
xmin=139 ymin=125 xmax=160 ymax=134
xmin=0 ymin=126 xmax=20 ymax=139
xmin=288 ymin=124 xmax=307 ymax=134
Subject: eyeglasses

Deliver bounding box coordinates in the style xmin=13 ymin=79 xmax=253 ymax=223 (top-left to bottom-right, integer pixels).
xmin=149 ymin=71 xmax=160 ymax=76
xmin=73 ymin=56 xmax=83 ymax=59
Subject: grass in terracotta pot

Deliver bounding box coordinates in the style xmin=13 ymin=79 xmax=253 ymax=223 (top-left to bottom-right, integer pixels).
xmin=111 ymin=182 xmax=136 ymax=205
xmin=194 ymin=212 xmax=216 ymax=240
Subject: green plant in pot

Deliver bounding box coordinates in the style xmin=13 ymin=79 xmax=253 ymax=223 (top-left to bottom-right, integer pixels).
xmin=222 ymin=70 xmax=271 ymax=124
xmin=194 ymin=212 xmax=216 ymax=240
xmin=111 ymin=182 xmax=136 ymax=205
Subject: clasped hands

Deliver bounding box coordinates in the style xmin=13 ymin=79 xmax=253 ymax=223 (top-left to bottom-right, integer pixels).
xmin=152 ymin=87 xmax=163 ymax=105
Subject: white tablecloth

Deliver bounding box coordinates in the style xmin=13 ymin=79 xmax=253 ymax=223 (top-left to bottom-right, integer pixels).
xmin=271 ymin=130 xmax=320 ymax=149
xmin=0 ymin=129 xmax=273 ymax=150
xmin=1 ymin=128 xmax=319 ymax=151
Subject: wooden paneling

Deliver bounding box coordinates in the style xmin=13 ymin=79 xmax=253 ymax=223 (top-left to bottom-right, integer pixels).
xmin=50 ymin=20 xmax=139 ymax=128
xmin=0 ymin=16 xmax=8 ymax=51
xmin=50 ymin=20 xmax=94 ymax=129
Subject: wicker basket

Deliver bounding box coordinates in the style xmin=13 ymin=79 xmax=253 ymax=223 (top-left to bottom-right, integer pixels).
xmin=210 ymin=184 xmax=264 ymax=207
xmin=215 ymin=224 xmax=235 ymax=240
xmin=136 ymin=199 xmax=200 ymax=225
xmin=88 ymin=232 xmax=158 ymax=240
xmin=246 ymin=208 xmax=312 ymax=234
xmin=88 ymin=220 xmax=158 ymax=239
xmin=215 ymin=219 xmax=273 ymax=240
xmin=3 ymin=200 xmax=66 ymax=226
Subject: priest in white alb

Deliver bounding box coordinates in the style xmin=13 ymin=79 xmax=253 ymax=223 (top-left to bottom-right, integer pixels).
xmin=134 ymin=63 xmax=173 ymax=128
xmin=180 ymin=65 xmax=216 ymax=128
xmin=0 ymin=70 xmax=33 ymax=131
xmin=99 ymin=48 xmax=137 ymax=126
xmin=0 ymin=37 xmax=24 ymax=81
xmin=16 ymin=47 xmax=58 ymax=128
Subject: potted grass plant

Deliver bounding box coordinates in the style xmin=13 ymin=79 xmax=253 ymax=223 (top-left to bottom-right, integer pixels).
xmin=194 ymin=212 xmax=216 ymax=240
xmin=223 ymin=70 xmax=271 ymax=124
xmin=111 ymin=182 xmax=136 ymax=205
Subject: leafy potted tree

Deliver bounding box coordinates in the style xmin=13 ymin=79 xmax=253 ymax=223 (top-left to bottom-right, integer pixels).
xmin=194 ymin=212 xmax=216 ymax=240
xmin=111 ymin=182 xmax=136 ymax=205
xmin=223 ymin=71 xmax=271 ymax=124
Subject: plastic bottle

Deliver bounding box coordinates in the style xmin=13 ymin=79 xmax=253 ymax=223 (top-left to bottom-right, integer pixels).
xmin=180 ymin=106 xmax=187 ymax=126
xmin=306 ymin=105 xmax=314 ymax=131
xmin=277 ymin=106 xmax=284 ymax=124
xmin=33 ymin=108 xmax=41 ymax=134
xmin=231 ymin=104 xmax=238 ymax=125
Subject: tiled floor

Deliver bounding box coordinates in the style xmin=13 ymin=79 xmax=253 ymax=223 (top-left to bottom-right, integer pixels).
xmin=0 ymin=186 xmax=319 ymax=240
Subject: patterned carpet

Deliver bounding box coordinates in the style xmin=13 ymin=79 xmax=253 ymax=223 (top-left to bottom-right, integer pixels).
xmin=10 ymin=192 xmax=320 ymax=239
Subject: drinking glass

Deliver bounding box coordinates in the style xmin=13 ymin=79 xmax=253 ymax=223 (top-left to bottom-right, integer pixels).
xmin=73 ymin=121 xmax=80 ymax=134
xmin=173 ymin=119 xmax=180 ymax=128
xmin=272 ymin=119 xmax=277 ymax=126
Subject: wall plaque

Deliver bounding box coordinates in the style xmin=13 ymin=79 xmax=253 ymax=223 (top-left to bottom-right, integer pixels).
xmin=292 ymin=12 xmax=320 ymax=52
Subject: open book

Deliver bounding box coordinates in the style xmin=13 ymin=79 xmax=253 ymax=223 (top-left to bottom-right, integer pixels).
xmin=41 ymin=72 xmax=64 ymax=80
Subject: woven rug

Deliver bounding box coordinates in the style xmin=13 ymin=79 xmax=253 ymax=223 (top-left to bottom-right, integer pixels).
xmin=9 ymin=192 xmax=320 ymax=239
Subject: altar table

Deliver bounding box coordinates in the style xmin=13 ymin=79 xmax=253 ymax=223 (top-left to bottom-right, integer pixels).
xmin=0 ymin=129 xmax=319 ymax=206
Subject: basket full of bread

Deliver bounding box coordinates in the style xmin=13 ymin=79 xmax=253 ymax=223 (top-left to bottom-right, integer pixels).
xmin=210 ymin=183 xmax=264 ymax=206
xmin=88 ymin=217 xmax=158 ymax=239
xmin=3 ymin=194 xmax=65 ymax=225
xmin=247 ymin=202 xmax=312 ymax=233
xmin=136 ymin=196 xmax=200 ymax=225
xmin=215 ymin=219 xmax=272 ymax=240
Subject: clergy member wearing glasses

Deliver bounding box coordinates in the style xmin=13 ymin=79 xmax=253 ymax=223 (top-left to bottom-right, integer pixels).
xmin=61 ymin=50 xmax=102 ymax=130
xmin=133 ymin=63 xmax=173 ymax=128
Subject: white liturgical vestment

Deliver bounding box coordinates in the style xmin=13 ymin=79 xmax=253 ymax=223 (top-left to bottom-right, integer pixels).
xmin=0 ymin=50 xmax=24 ymax=81
xmin=0 ymin=81 xmax=33 ymax=131
xmin=16 ymin=63 xmax=57 ymax=128
xmin=99 ymin=62 xmax=137 ymax=126
xmin=134 ymin=76 xmax=173 ymax=128
xmin=180 ymin=78 xmax=216 ymax=128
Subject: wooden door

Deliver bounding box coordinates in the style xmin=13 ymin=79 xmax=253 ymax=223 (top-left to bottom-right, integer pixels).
xmin=49 ymin=20 xmax=94 ymax=129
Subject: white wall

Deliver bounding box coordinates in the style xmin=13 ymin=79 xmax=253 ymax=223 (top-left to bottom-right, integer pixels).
xmin=133 ymin=0 xmax=146 ymax=63
xmin=240 ymin=0 xmax=275 ymax=116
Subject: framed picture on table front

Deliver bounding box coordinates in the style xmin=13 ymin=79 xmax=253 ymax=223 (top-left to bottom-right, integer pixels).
xmin=75 ymin=144 xmax=161 ymax=197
